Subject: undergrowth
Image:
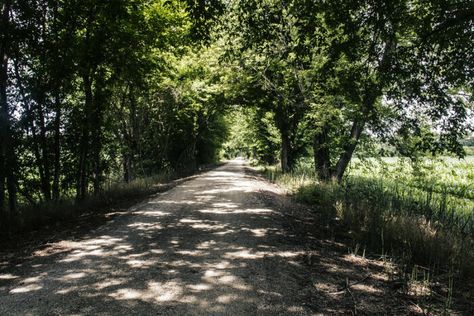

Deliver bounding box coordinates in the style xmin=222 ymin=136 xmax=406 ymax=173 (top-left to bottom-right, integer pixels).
xmin=2 ymin=165 xmax=212 ymax=236
xmin=261 ymin=157 xmax=474 ymax=280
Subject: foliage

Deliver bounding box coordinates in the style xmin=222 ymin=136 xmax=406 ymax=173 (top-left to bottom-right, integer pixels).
xmin=220 ymin=0 xmax=473 ymax=180
xmin=223 ymin=0 xmax=314 ymax=171
xmin=223 ymin=108 xmax=280 ymax=164
xmin=263 ymin=156 xmax=474 ymax=277
xmin=0 ymin=0 xmax=229 ymax=229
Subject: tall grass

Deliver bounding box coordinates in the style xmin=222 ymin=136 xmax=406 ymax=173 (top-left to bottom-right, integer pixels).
xmin=262 ymin=156 xmax=474 ymax=278
xmin=9 ymin=171 xmax=178 ymax=234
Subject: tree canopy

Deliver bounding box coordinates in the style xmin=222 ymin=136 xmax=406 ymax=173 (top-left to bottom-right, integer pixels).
xmin=0 ymin=0 xmax=472 ymax=227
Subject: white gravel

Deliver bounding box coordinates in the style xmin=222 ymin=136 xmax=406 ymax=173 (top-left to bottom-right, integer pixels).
xmin=0 ymin=160 xmax=314 ymax=315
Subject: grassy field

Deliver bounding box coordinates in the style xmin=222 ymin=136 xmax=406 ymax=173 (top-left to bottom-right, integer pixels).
xmin=261 ymin=155 xmax=474 ymax=281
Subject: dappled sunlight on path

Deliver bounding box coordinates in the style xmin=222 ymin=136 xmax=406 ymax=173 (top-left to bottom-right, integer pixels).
xmin=0 ymin=160 xmax=312 ymax=315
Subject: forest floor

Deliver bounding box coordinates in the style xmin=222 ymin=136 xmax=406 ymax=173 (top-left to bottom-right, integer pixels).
xmin=0 ymin=160 xmax=456 ymax=315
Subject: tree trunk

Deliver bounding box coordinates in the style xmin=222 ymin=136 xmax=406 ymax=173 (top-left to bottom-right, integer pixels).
xmin=313 ymin=126 xmax=332 ymax=181
xmin=0 ymin=0 xmax=17 ymax=215
xmin=76 ymin=73 xmax=93 ymax=201
xmin=332 ymin=91 xmax=379 ymax=182
xmin=52 ymin=94 xmax=61 ymax=203
xmin=91 ymin=82 xmax=103 ymax=195
xmin=0 ymin=151 xmax=5 ymax=217
xmin=37 ymin=100 xmax=52 ymax=202
xmin=332 ymin=119 xmax=366 ymax=182
xmin=123 ymin=153 xmax=132 ymax=183
xmin=275 ymin=97 xmax=293 ymax=173
xmin=280 ymin=131 xmax=292 ymax=173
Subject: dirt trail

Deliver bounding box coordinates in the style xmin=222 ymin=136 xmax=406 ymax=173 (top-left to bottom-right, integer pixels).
xmin=0 ymin=160 xmax=415 ymax=315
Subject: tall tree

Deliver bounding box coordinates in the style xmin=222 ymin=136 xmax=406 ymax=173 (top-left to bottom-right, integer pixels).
xmin=0 ymin=0 xmax=18 ymax=219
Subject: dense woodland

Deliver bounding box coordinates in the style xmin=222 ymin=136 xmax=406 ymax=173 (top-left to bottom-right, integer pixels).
xmin=0 ymin=0 xmax=228 ymax=226
xmin=1 ymin=0 xmax=474 ymax=312
xmin=0 ymin=0 xmax=473 ymax=255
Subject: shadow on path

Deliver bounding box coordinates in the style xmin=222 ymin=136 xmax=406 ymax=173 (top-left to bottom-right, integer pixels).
xmin=0 ymin=160 xmax=401 ymax=315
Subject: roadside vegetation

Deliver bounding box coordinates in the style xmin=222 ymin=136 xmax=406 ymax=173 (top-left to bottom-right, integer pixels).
xmin=0 ymin=1 xmax=228 ymax=233
xmin=257 ymin=152 xmax=474 ymax=311
xmin=2 ymin=0 xmax=473 ymax=312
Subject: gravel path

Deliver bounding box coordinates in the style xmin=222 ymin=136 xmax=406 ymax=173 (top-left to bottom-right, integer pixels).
xmin=0 ymin=160 xmax=315 ymax=315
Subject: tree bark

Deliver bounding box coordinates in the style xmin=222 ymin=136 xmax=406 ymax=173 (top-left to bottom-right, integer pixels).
xmin=0 ymin=0 xmax=17 ymax=215
xmin=123 ymin=153 xmax=132 ymax=183
xmin=280 ymin=130 xmax=292 ymax=173
xmin=332 ymin=119 xmax=366 ymax=182
xmin=37 ymin=97 xmax=52 ymax=202
xmin=52 ymin=94 xmax=61 ymax=203
xmin=76 ymin=72 xmax=93 ymax=201
xmin=275 ymin=97 xmax=294 ymax=173
xmin=91 ymin=80 xmax=103 ymax=195
xmin=313 ymin=126 xmax=332 ymax=181
xmin=14 ymin=59 xmax=51 ymax=205
xmin=332 ymin=90 xmax=380 ymax=182
xmin=0 ymin=150 xmax=5 ymax=216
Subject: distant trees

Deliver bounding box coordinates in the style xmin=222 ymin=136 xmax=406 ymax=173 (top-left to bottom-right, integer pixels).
xmin=227 ymin=0 xmax=473 ymax=180
xmin=225 ymin=0 xmax=313 ymax=172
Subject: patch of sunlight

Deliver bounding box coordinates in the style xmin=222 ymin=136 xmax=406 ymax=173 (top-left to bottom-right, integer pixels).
xmin=0 ymin=274 xmax=19 ymax=280
xmin=120 ymin=251 xmax=148 ymax=259
xmin=219 ymin=275 xmax=238 ymax=284
xmin=60 ymin=241 xmax=133 ymax=263
xmin=134 ymin=210 xmax=171 ymax=216
xmin=224 ymin=249 xmax=303 ymax=260
xmin=62 ymin=272 xmax=87 ymax=281
xmin=203 ymin=269 xmax=225 ymax=278
xmin=224 ymin=250 xmax=265 ymax=260
xmin=198 ymin=208 xmax=273 ymax=215
xmin=149 ymin=200 xmax=198 ymax=206
xmin=230 ymin=282 xmax=252 ymax=291
xmin=150 ymin=249 xmax=164 ymax=255
xmin=319 ymin=262 xmax=353 ymax=274
xmin=168 ymin=260 xmax=193 ymax=268
xmin=187 ymin=283 xmax=212 ymax=291
xmin=147 ymin=281 xmax=183 ymax=302
xmin=287 ymin=306 xmax=306 ymax=313
xmin=313 ymin=282 xmax=335 ymax=292
xmin=257 ymin=289 xmax=283 ymax=297
xmin=194 ymin=194 xmax=216 ymax=202
xmin=196 ymin=240 xmax=217 ymax=250
xmin=216 ymin=294 xmax=238 ymax=304
xmin=95 ymin=279 xmax=126 ymax=290
xmin=274 ymin=251 xmax=304 ymax=258
xmin=127 ymin=222 xmax=163 ymax=230
xmin=10 ymin=283 xmax=43 ymax=294
xmin=352 ymin=283 xmax=383 ymax=294
xmin=213 ymin=229 xmax=236 ymax=235
xmin=126 ymin=259 xmax=155 ymax=268
xmin=22 ymin=276 xmax=43 ymax=284
xmin=176 ymin=250 xmax=205 ymax=257
xmin=56 ymin=288 xmax=75 ymax=295
xmin=179 ymin=219 xmax=226 ymax=230
xmin=170 ymin=239 xmax=180 ymax=245
xmin=214 ymin=260 xmax=231 ymax=269
xmin=200 ymin=188 xmax=253 ymax=195
xmin=242 ymin=228 xmax=268 ymax=237
xmin=113 ymin=244 xmax=133 ymax=251
xmin=83 ymin=237 xmax=123 ymax=246
xmin=109 ymin=288 xmax=143 ymax=300
xmin=212 ymin=202 xmax=238 ymax=208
